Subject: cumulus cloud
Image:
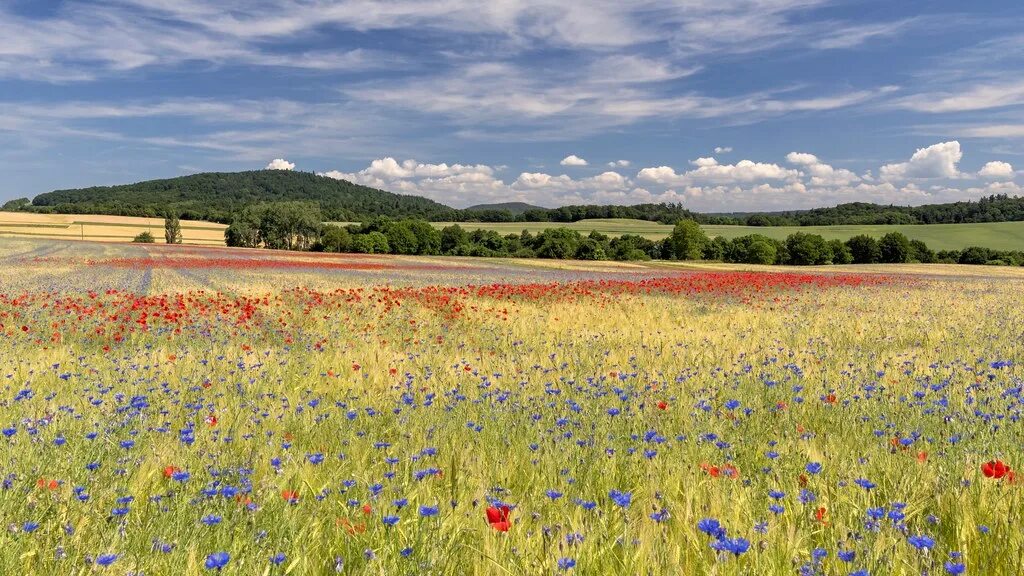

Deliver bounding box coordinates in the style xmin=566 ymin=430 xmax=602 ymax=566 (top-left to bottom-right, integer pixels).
xmin=608 ymin=159 xmax=631 ymax=167
xmin=979 ymin=161 xmax=1015 ymax=179
xmin=560 ymin=154 xmax=589 ymax=166
xmin=318 ymin=141 xmax=1016 ymax=211
xmin=879 ymin=141 xmax=963 ymax=180
xmin=714 ymin=146 xmax=732 ymax=154
xmin=785 ymin=152 xmax=860 ymax=186
xmin=265 ymin=158 xmax=295 ymax=170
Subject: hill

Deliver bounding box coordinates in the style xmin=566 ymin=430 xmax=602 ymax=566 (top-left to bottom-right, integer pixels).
xmin=25 ymin=170 xmax=457 ymax=224
xmin=465 ymin=202 xmax=545 ymax=215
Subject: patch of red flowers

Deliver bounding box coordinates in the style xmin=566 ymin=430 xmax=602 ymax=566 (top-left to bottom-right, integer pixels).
xmin=982 ymin=459 xmax=1012 ymax=480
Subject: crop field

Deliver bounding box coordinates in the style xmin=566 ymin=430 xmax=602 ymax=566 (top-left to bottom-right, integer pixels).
xmin=0 ymin=238 xmax=1022 ymax=574
xmin=428 ymin=218 xmax=1024 ymax=252
xmin=0 ymin=211 xmax=227 ymax=245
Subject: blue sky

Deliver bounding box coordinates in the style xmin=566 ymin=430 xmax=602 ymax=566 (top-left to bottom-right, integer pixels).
xmin=1 ymin=0 xmax=1022 ymax=210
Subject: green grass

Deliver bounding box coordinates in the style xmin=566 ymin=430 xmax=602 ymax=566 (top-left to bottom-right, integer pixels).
xmin=425 ymin=219 xmax=1024 ymax=251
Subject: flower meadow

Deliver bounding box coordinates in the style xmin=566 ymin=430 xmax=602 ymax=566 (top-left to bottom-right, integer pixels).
xmin=0 ymin=239 xmax=1022 ymax=575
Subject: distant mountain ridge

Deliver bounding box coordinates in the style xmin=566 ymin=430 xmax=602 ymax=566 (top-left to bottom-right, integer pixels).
xmin=466 ymin=202 xmax=546 ymax=215
xmin=9 ymin=170 xmax=1024 ymax=227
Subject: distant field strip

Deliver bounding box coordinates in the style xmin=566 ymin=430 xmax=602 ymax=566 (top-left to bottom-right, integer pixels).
xmin=0 ymin=212 xmax=226 ymax=245
xmin=427 ymin=218 xmax=1024 ymax=251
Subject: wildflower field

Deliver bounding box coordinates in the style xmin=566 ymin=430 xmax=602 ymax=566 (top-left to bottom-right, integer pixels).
xmin=1 ymin=238 xmax=1022 ymax=575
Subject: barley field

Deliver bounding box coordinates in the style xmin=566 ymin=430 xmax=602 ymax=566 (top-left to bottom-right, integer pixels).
xmin=0 ymin=238 xmax=1021 ymax=575
xmin=0 ymin=212 xmax=226 ymax=245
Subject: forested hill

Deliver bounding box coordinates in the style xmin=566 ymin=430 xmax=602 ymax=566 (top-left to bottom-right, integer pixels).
xmin=24 ymin=171 xmax=458 ymax=223
xmin=10 ymin=169 xmax=1024 ymax=226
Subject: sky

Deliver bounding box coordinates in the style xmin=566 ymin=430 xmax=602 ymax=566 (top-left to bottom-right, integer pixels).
xmin=1 ymin=0 xmax=1023 ymax=211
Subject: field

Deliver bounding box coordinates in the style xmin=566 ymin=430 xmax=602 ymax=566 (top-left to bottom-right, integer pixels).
xmin=0 ymin=211 xmax=226 ymax=245
xmin=428 ymin=219 xmax=1024 ymax=251
xmin=1 ymin=238 xmax=1023 ymax=574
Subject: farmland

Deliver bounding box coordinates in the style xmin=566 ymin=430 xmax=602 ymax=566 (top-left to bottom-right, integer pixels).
xmin=429 ymin=219 xmax=1024 ymax=252
xmin=0 ymin=211 xmax=226 ymax=245
xmin=0 ymin=238 xmax=1022 ymax=574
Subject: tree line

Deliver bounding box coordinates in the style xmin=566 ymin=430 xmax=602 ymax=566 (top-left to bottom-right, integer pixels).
xmin=219 ymin=203 xmax=1023 ymax=267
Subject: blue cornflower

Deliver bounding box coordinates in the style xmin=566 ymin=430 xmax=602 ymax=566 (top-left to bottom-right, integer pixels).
xmin=769 ymin=504 xmax=784 ymax=515
xmin=23 ymin=521 xmax=39 ymax=533
xmin=944 ymin=561 xmax=965 ymax=575
xmin=608 ymin=489 xmax=631 ymax=508
xmin=557 ymin=557 xmax=576 ymax=571
xmin=768 ymin=490 xmax=785 ymax=500
xmin=205 ymin=551 xmax=230 ymax=570
xmin=383 ymin=515 xmax=400 ymax=527
xmin=96 ymin=553 xmax=118 ymax=567
xmin=650 ymin=509 xmax=670 ymax=523
xmin=419 ymin=505 xmax=439 ymax=518
xmin=545 ymin=489 xmax=563 ymax=500
xmin=908 ymin=534 xmax=935 ymax=551
xmin=201 ymin=514 xmax=222 ymax=526
xmin=805 ymin=462 xmax=822 ymax=475
xmin=711 ymin=537 xmax=750 ymax=556
xmin=812 ymin=548 xmax=828 ymax=562
xmin=838 ymin=550 xmax=856 ymax=562
xmin=697 ymin=518 xmax=725 ymax=539
xmin=270 ymin=553 xmax=286 ymax=565
xmin=307 ymin=453 xmax=324 ymax=465
xmin=854 ymin=478 xmax=876 ymax=490
xmin=400 ymin=548 xmax=413 ymax=557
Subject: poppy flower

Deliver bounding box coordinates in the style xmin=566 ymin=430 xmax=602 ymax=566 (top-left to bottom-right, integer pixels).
xmin=163 ymin=466 xmax=180 ymax=479
xmin=815 ymin=506 xmax=827 ymax=524
xmin=657 ymin=401 xmax=668 ymax=410
xmin=362 ymin=504 xmax=372 ymax=515
xmin=281 ymin=490 xmax=299 ymax=503
xmin=485 ymin=505 xmax=511 ymax=532
xmin=982 ymin=460 xmax=1011 ymax=479
xmin=37 ymin=478 xmax=59 ymax=490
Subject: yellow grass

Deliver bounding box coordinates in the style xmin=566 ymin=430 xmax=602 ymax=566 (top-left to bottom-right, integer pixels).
xmin=0 ymin=211 xmax=227 ymax=244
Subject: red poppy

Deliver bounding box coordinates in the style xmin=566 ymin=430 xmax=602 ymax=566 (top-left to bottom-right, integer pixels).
xmin=917 ymin=451 xmax=928 ymax=463
xmin=824 ymin=393 xmax=837 ymax=404
xmin=362 ymin=503 xmax=372 ymax=515
xmin=486 ymin=505 xmax=512 ymax=532
xmin=281 ymin=490 xmax=299 ymax=503
xmin=37 ymin=478 xmax=59 ymax=490
xmin=815 ymin=506 xmax=827 ymax=524
xmin=982 ymin=460 xmax=1011 ymax=479
xmin=657 ymin=401 xmax=668 ymax=410
xmin=205 ymin=414 xmax=218 ymax=427
xmin=163 ymin=466 xmax=180 ymax=479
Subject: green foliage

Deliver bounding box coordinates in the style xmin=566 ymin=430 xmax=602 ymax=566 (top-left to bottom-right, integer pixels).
xmin=574 ymin=238 xmax=607 ymax=260
xmin=1 ymin=197 xmax=30 ymax=211
xmin=224 ymin=202 xmax=322 ymax=250
xmin=670 ymin=219 xmax=709 ymax=260
xmin=350 ymin=231 xmax=390 ymax=254
xmin=317 ymin=225 xmax=351 ymax=253
xmin=878 ymin=232 xmax=912 ymax=263
xmin=909 ymin=239 xmax=936 ymax=263
xmin=132 ymin=231 xmax=155 ymax=243
xmin=827 ymin=239 xmax=853 ymax=265
xmin=846 ymin=234 xmax=881 ymax=264
xmin=535 ymin=228 xmax=583 ymax=259
xmin=784 ymin=232 xmax=831 ymax=265
xmin=440 ymin=225 xmax=469 ymax=255
xmin=164 ymin=214 xmax=182 ymax=244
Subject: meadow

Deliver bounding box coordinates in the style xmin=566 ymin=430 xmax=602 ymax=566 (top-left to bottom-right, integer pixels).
xmin=1 ymin=238 xmax=1022 ymax=575
xmin=427 ymin=219 xmax=1024 ymax=252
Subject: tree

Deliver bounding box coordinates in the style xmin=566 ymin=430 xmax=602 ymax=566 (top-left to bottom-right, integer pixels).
xmin=878 ymin=232 xmax=912 ymax=263
xmin=1 ymin=198 xmax=30 ymax=211
xmin=405 ymin=220 xmax=442 ymax=255
xmin=318 ymin=225 xmax=351 ymax=253
xmin=784 ymin=232 xmax=831 ymax=265
xmin=440 ymin=225 xmax=469 ymax=254
xmin=534 ymin=228 xmax=582 ymax=259
xmin=827 ymin=239 xmax=853 ymax=264
xmin=846 ymin=235 xmax=880 ymax=264
xmin=350 ymin=232 xmax=390 ymax=254
xmin=132 ymin=231 xmax=155 ymax=243
xmin=164 ymin=214 xmax=182 ymax=244
xmin=909 ymin=239 xmax=935 ymax=263
xmin=958 ymin=246 xmax=991 ymax=265
xmin=381 ymin=220 xmax=419 ymax=255
xmin=574 ymin=238 xmax=607 ymax=260
xmin=670 ymin=219 xmax=709 ymax=260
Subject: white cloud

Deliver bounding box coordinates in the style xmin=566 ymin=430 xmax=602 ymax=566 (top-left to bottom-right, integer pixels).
xmin=978 ymin=161 xmax=1015 ymax=180
xmin=607 ymin=159 xmax=631 ymax=167
xmin=560 ymin=155 xmax=589 ymax=166
xmin=691 ymin=157 xmax=719 ymax=167
xmin=265 ymin=158 xmax=295 ymax=170
xmin=897 ymin=80 xmax=1024 ymax=113
xmin=880 ymin=141 xmax=963 ymax=180
xmin=714 ymin=146 xmax=732 ymax=154
xmin=785 ymin=152 xmax=860 ymax=186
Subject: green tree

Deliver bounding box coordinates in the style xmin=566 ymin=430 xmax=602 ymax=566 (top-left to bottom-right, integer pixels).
xmin=440 ymin=225 xmax=469 ymax=254
xmin=669 ymin=219 xmax=709 ymax=260
xmin=784 ymin=232 xmax=831 ymax=265
xmin=827 ymin=239 xmax=853 ymax=264
xmin=846 ymin=235 xmax=880 ymax=264
xmin=318 ymin=225 xmax=351 ymax=253
xmin=350 ymin=232 xmax=390 ymax=254
xmin=574 ymin=238 xmax=607 ymax=260
xmin=132 ymin=231 xmax=155 ymax=243
xmin=405 ymin=220 xmax=442 ymax=255
xmin=909 ymin=239 xmax=936 ymax=263
xmin=878 ymin=232 xmax=912 ymax=263
xmin=164 ymin=214 xmax=182 ymax=244
xmin=534 ymin=228 xmax=582 ymax=259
